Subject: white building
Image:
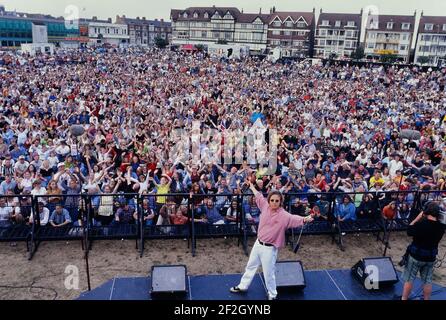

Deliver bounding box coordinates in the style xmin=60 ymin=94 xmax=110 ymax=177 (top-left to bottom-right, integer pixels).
xmin=364 ymin=13 xmax=416 ymax=63
xmin=314 ymin=10 xmax=362 ymax=59
xmin=414 ymin=14 xmax=446 ymax=66
xmin=88 ymin=21 xmax=129 ymax=47
xmin=171 ymin=6 xmax=269 ymax=54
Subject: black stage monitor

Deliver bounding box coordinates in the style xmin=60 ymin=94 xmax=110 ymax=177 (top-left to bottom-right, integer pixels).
xmin=150 ymin=265 xmax=188 ymax=299
xmin=352 ymin=257 xmax=399 ymax=290
xmin=274 ymin=261 xmax=306 ymax=290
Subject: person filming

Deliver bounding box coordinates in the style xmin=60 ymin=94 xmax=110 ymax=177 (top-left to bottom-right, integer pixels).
xmin=230 ymin=180 xmax=313 ymax=300
xmin=401 ymin=202 xmax=445 ymax=300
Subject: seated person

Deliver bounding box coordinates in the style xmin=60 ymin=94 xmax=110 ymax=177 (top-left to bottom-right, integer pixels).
xmin=290 ymin=198 xmax=310 ymax=217
xmin=199 ymin=198 xmax=225 ymax=225
xmin=243 ymin=195 xmax=261 ymax=223
xmin=29 ymin=202 xmax=50 ymax=226
xmin=114 ymin=201 xmax=135 ymax=225
xmin=356 ymin=194 xmax=377 ymax=218
xmin=309 ymin=205 xmax=327 ymax=221
xmin=134 ymin=199 xmax=156 ymax=226
xmin=334 ymin=195 xmax=357 ymax=222
xmin=225 ymin=199 xmax=241 ymax=224
xmin=169 ymin=206 xmax=189 ymax=225
xmin=49 ymin=205 xmax=72 ymax=228
xmin=382 ymin=201 xmax=397 ymax=220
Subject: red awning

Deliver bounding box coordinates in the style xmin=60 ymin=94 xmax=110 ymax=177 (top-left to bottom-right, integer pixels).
xmin=181 ymin=44 xmax=197 ymax=51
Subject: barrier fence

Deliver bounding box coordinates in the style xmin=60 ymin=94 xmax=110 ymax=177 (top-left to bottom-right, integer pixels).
xmin=0 ymin=189 xmax=442 ymax=260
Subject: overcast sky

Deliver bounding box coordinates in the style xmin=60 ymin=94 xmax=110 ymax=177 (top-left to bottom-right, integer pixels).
xmin=1 ymin=0 xmax=445 ymax=21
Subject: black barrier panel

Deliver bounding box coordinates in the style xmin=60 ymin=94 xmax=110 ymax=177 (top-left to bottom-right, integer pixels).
xmin=0 ymin=195 xmax=33 ymax=242
xmin=2 ymin=189 xmax=440 ymax=260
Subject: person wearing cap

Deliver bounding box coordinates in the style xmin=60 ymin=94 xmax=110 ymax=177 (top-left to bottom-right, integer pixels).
xmin=230 ymin=181 xmax=313 ymax=300
xmin=401 ymin=202 xmax=445 ymax=300
xmin=13 ymin=155 xmax=29 ymax=177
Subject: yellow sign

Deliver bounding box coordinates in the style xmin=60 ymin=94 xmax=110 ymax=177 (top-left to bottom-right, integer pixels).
xmin=374 ymin=49 xmax=398 ymax=55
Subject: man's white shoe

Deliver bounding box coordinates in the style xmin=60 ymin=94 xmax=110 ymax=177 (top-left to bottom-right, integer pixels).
xmin=230 ymin=286 xmax=246 ymax=293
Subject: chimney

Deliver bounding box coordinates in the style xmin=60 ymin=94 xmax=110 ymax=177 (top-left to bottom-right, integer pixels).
xmin=273 ymin=6 xmax=276 ymax=13
xmin=259 ymin=8 xmax=262 ymax=14
xmin=360 ymin=8 xmax=363 ymax=16
xmin=312 ymin=7 xmax=315 ymax=14
xmin=92 ymin=16 xmax=97 ymax=21
xmin=155 ymin=18 xmax=158 ymax=21
xmin=414 ymin=10 xmax=417 ymax=17
xmin=420 ymin=11 xmax=424 ymax=17
xmin=107 ymin=17 xmax=112 ymax=23
xmin=161 ymin=18 xmax=164 ymax=22
xmin=123 ymin=15 xmax=126 ymax=18
xmin=143 ymin=17 xmax=146 ymax=20
xmin=320 ymin=9 xmax=322 ymax=14
xmin=136 ymin=16 xmax=140 ymax=20
xmin=116 ymin=15 xmax=120 ymax=21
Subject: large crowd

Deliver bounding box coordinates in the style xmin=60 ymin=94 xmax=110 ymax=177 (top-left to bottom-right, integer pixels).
xmin=1 ymin=47 xmax=446 ymax=231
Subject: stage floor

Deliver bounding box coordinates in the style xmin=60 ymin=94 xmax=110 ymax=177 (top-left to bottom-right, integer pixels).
xmin=78 ymin=269 xmax=446 ymax=300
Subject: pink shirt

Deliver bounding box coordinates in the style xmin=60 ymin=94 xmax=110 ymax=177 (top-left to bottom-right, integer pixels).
xmin=255 ymin=192 xmax=305 ymax=249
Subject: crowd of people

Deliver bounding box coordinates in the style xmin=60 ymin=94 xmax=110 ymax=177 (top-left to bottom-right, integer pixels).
xmin=1 ymin=46 xmax=446 ymax=231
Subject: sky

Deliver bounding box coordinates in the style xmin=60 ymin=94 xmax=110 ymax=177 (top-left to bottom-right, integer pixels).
xmin=1 ymin=0 xmax=445 ymax=21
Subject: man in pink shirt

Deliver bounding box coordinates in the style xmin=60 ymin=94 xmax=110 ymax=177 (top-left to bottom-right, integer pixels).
xmin=230 ymin=181 xmax=313 ymax=300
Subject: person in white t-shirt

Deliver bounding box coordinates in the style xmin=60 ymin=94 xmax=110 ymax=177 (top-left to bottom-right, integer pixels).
xmin=389 ymin=154 xmax=404 ymax=178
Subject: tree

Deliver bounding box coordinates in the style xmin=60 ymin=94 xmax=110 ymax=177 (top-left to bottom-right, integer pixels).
xmin=417 ymin=56 xmax=430 ymax=66
xmin=381 ymin=53 xmax=398 ymax=64
xmin=351 ymin=45 xmax=365 ymax=60
xmin=195 ymin=44 xmax=205 ymax=52
xmin=154 ymin=37 xmax=168 ymax=49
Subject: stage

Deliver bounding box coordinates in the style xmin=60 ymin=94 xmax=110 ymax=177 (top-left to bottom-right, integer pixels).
xmin=78 ymin=269 xmax=446 ymax=300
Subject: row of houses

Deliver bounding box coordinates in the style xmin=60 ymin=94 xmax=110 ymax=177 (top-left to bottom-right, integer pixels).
xmin=170 ymin=6 xmax=446 ymax=66
xmin=0 ymin=5 xmax=171 ymax=49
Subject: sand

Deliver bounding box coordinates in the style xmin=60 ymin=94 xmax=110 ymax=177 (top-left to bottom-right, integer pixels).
xmin=0 ymin=232 xmax=445 ymax=300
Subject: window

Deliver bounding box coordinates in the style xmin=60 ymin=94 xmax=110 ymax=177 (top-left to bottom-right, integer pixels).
xmin=345 ymin=30 xmax=353 ymax=38
xmin=402 ymin=34 xmax=408 ymax=41
xmin=204 ymin=12 xmax=209 ymax=19
xmin=319 ymin=29 xmax=327 ymax=36
xmin=183 ymin=12 xmax=188 ymax=18
xmin=297 ymin=31 xmax=306 ymax=36
xmin=213 ymin=31 xmax=219 ymax=38
xmin=284 ymin=31 xmax=291 ymax=36
xmin=285 ymin=21 xmax=293 ymax=28
xmin=322 ymin=20 xmax=329 ymax=26
xmin=225 ymin=32 xmax=231 ymax=39
xmin=319 ymin=39 xmax=326 ymax=46
xmin=190 ymin=22 xmax=196 ymax=27
xmin=296 ymin=22 xmax=306 ymax=28
xmin=347 ymin=21 xmax=355 ymax=27
xmin=367 ymin=43 xmax=375 ymax=49
xmin=402 ymin=23 xmax=410 ymax=30
xmin=400 ymin=45 xmax=407 ymax=51
xmin=387 ymin=22 xmax=394 ymax=29
xmin=273 ymin=21 xmax=281 ymax=27
xmin=240 ymin=23 xmax=248 ymax=29
xmin=335 ymin=21 xmax=341 ymax=27
xmin=252 ymin=33 xmax=263 ymax=41
xmin=239 ymin=32 xmax=247 ymax=40
xmin=425 ymin=23 xmax=434 ymax=31
xmin=202 ymin=31 xmax=207 ymax=38
xmin=193 ymin=12 xmax=198 ymax=18
xmin=272 ymin=30 xmax=280 ymax=35
xmin=253 ymin=23 xmax=263 ymax=30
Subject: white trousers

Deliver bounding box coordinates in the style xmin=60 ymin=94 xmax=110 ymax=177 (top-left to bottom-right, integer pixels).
xmin=238 ymin=239 xmax=278 ymax=299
